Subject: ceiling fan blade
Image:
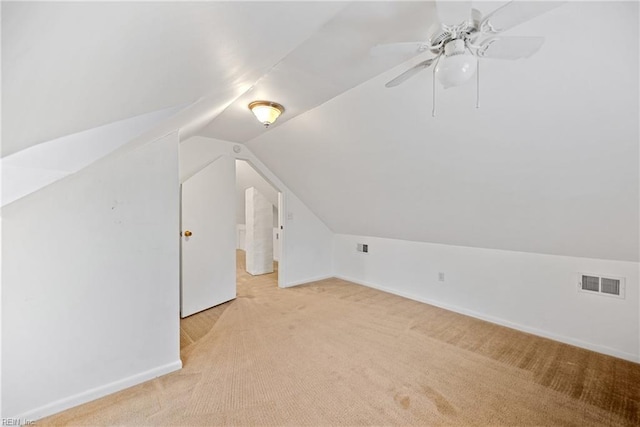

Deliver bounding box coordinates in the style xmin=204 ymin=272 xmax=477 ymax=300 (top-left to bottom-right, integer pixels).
xmin=435 ymin=0 xmax=472 ymax=25
xmin=477 ymin=36 xmax=545 ymax=59
xmin=385 ymin=57 xmax=438 ymax=88
xmin=480 ymin=1 xmax=565 ymax=34
xmin=370 ymin=42 xmax=428 ymax=57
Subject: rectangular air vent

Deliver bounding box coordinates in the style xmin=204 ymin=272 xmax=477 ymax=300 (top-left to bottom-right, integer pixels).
xmin=600 ymin=278 xmax=621 ymax=296
xmin=356 ymin=243 xmax=369 ymax=253
xmin=581 ymin=275 xmax=600 ymax=292
xmin=577 ymin=273 xmax=625 ymax=299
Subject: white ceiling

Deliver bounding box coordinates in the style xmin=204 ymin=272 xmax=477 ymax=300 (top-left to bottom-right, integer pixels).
xmin=1 ymin=1 xmax=345 ymax=156
xmin=199 ymin=1 xmax=439 ymax=142
xmin=246 ymin=1 xmax=640 ymax=262
xmin=3 ymin=1 xmax=638 ymax=261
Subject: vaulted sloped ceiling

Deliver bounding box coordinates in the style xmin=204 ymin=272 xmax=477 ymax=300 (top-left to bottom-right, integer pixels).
xmin=1 ymin=1 xmax=346 ymax=156
xmin=200 ymin=1 xmax=440 ymax=142
xmin=3 ymin=1 xmax=638 ymax=261
xmin=246 ymin=1 xmax=639 ymax=262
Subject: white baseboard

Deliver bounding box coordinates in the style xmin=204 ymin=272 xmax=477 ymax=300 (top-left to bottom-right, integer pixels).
xmin=18 ymin=360 xmax=183 ymax=422
xmin=283 ymin=274 xmax=334 ymax=288
xmin=335 ymin=274 xmax=639 ymax=364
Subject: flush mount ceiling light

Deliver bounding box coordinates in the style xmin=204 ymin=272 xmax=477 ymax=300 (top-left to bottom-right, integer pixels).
xmin=248 ymin=101 xmax=285 ymax=128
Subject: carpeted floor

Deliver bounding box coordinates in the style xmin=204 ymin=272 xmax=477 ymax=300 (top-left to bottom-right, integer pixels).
xmin=43 ymin=250 xmax=639 ymax=426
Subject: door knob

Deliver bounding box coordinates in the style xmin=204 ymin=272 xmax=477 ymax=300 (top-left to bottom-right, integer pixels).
xmin=184 ymin=230 xmax=192 ymax=237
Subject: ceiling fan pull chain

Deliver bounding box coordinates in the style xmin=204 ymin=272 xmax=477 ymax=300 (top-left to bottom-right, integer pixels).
xmin=476 ymin=59 xmax=480 ymax=109
xmin=432 ymin=65 xmax=436 ymax=117
xmin=432 ymin=55 xmax=441 ymax=117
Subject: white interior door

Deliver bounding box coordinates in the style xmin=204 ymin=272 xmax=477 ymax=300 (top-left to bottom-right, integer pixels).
xmin=181 ymin=156 xmax=236 ymax=318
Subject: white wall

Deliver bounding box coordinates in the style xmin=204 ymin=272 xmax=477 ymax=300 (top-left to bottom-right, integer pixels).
xmin=1 ymin=132 xmax=182 ymax=419
xmin=0 ymin=217 xmax=3 ymax=418
xmin=281 ymin=191 xmax=334 ymax=286
xmin=334 ymin=234 xmax=639 ymax=362
xmin=237 ymin=225 xmax=246 ymax=250
xmin=181 ymin=136 xmax=333 ymax=287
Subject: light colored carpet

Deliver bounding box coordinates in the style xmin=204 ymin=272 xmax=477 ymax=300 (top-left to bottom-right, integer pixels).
xmin=181 ymin=253 xmax=277 ymax=350
xmin=43 ymin=250 xmax=639 ymax=426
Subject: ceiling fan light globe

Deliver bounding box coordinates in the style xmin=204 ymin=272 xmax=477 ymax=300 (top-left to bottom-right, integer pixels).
xmin=435 ymin=52 xmax=477 ymax=89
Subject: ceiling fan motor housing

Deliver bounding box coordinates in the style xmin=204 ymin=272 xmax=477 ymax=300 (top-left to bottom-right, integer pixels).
xmin=429 ymin=20 xmax=478 ymax=55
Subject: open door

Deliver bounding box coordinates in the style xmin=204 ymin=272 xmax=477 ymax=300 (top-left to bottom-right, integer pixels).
xmin=181 ymin=155 xmax=236 ymax=318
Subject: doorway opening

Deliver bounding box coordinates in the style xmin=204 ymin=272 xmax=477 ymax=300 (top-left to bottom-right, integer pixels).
xmin=235 ymin=159 xmax=282 ymax=287
xmin=179 ymin=155 xmax=286 ymax=353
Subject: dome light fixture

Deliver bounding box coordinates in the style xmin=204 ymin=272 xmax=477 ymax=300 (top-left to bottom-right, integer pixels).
xmin=248 ymin=101 xmax=285 ymax=128
xmin=435 ymin=39 xmax=478 ymax=89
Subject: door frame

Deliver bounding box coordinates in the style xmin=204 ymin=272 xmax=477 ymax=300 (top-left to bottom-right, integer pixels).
xmin=235 ymin=158 xmax=286 ymax=288
xmin=179 ymin=155 xmax=287 ymax=302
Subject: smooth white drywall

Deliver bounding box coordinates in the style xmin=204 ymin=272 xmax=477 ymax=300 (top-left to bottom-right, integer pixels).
xmin=180 ymin=136 xmax=333 ymax=287
xmin=281 ymin=190 xmax=334 ymax=287
xmin=0 ymin=218 xmax=2 ymax=419
xmin=1 ymin=104 xmax=185 ymax=207
xmin=235 ymin=160 xmax=278 ymax=226
xmin=1 ymin=132 xmax=181 ymax=419
xmin=334 ymin=234 xmax=640 ymax=362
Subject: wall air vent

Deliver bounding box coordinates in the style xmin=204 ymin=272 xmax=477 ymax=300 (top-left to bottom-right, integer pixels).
xmin=577 ymin=273 xmax=625 ymax=299
xmin=356 ymin=243 xmax=369 ymax=253
xmin=600 ymin=278 xmax=621 ymax=296
xmin=581 ymin=275 xmax=600 ymax=292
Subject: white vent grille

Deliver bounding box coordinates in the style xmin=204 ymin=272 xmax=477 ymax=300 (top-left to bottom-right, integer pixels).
xmin=581 ymin=275 xmax=599 ymax=292
xmin=600 ymin=278 xmax=621 ymax=296
xmin=577 ymin=273 xmax=625 ymax=299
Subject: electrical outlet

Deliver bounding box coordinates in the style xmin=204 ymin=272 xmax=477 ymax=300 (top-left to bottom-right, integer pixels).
xmin=438 ymin=272 xmax=445 ymax=282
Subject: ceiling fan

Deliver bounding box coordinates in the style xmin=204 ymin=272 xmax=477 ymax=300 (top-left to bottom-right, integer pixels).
xmin=373 ymin=1 xmax=564 ymax=112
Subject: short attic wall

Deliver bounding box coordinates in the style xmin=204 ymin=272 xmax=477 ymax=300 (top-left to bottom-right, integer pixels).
xmin=1 ymin=132 xmax=181 ymax=420
xmin=333 ymin=233 xmax=640 ymax=362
